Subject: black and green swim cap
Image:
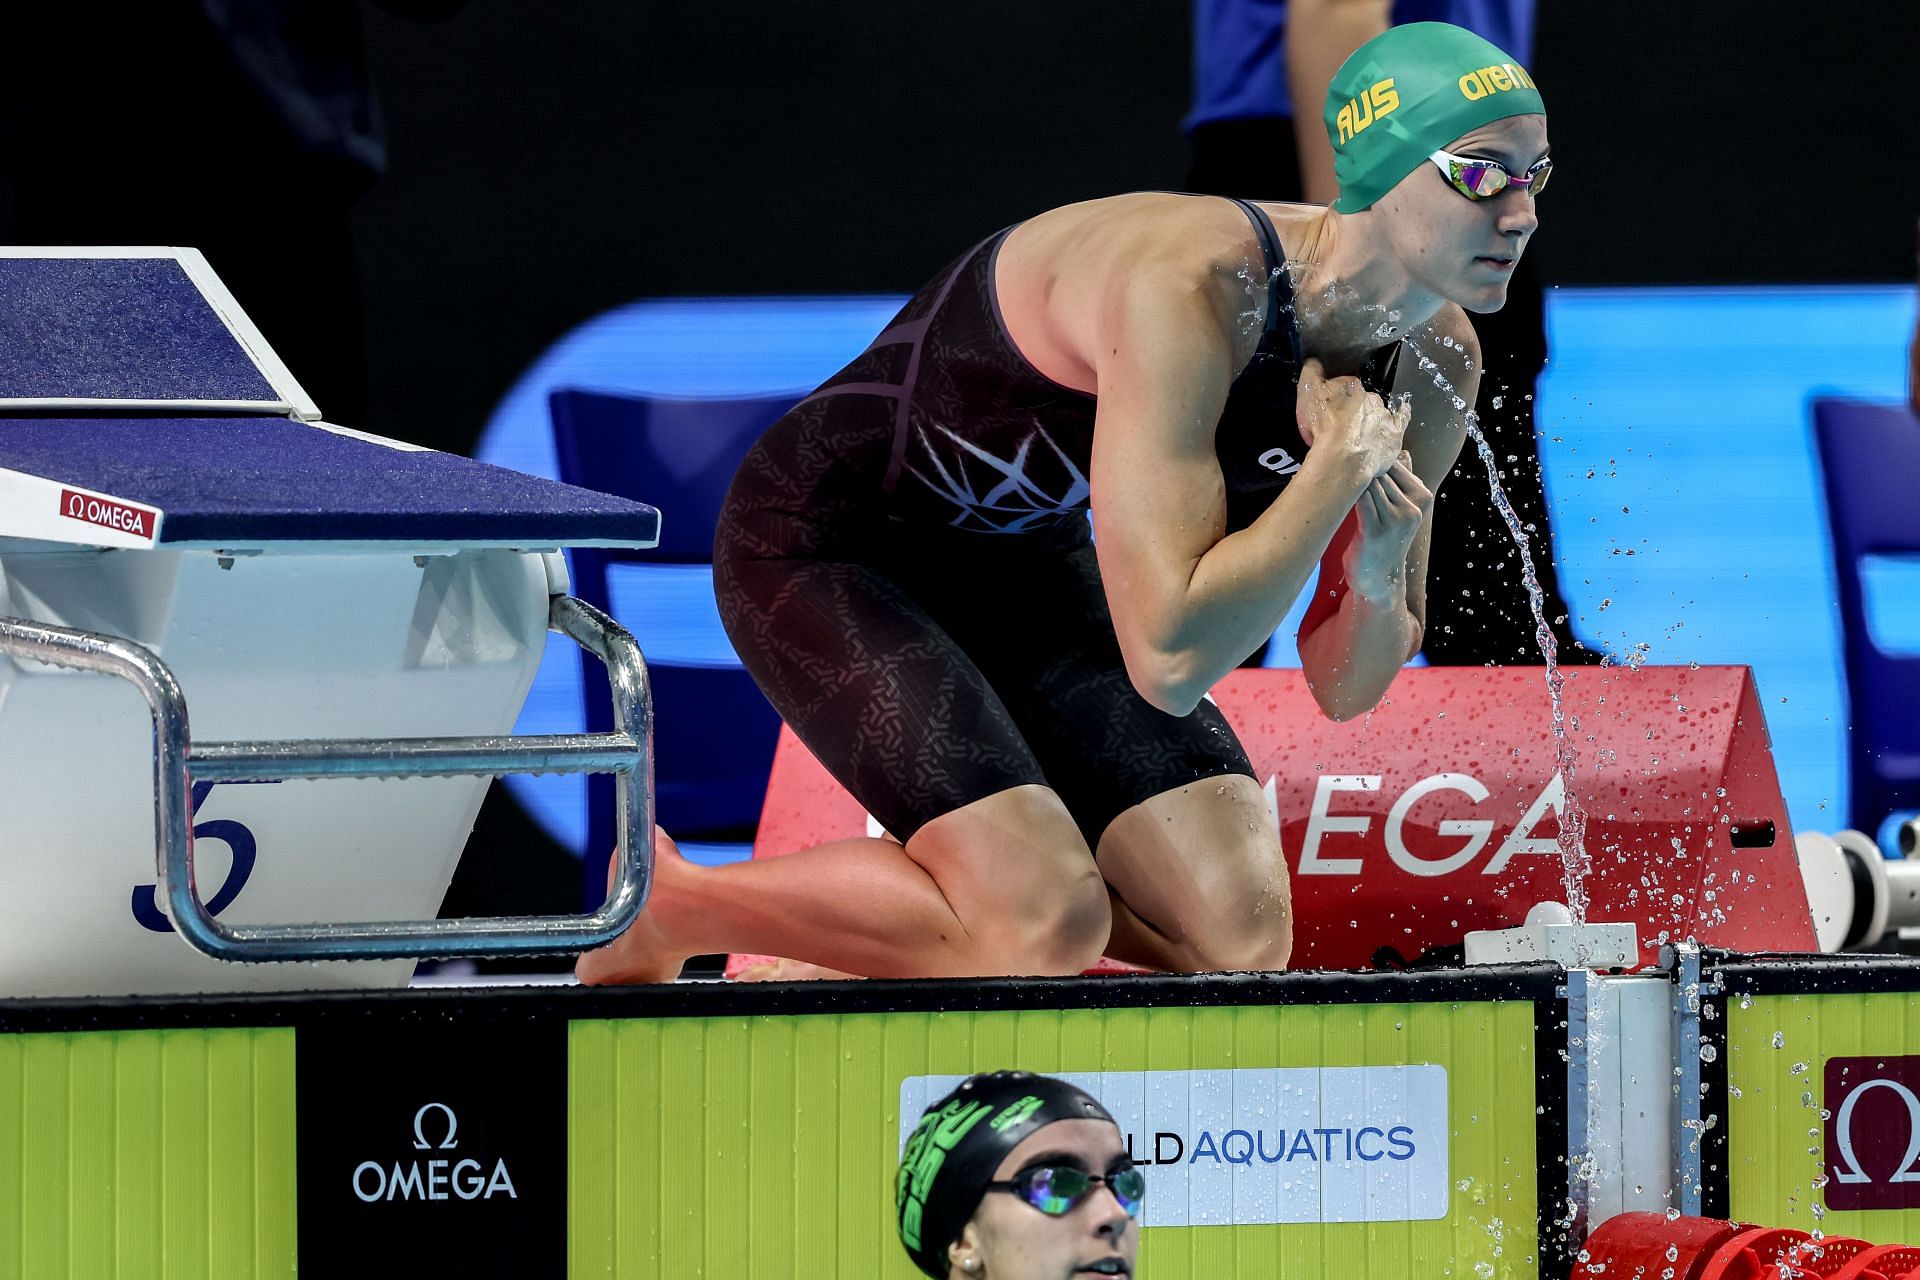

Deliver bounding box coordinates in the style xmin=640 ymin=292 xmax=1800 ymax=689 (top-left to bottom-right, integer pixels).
xmin=1324 ymin=21 xmax=1546 ymax=213
xmin=896 ymin=1072 xmax=1115 ymax=1279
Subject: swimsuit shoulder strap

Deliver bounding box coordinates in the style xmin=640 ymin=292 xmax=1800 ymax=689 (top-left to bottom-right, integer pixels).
xmin=1225 ymin=197 xmax=1303 ymax=365
xmin=1372 ymin=340 xmax=1404 ymax=391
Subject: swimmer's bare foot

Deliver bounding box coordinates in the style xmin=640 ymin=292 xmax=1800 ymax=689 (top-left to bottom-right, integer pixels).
xmin=575 ymin=827 xmax=691 ymax=986
xmin=732 ymin=957 xmax=860 ymax=982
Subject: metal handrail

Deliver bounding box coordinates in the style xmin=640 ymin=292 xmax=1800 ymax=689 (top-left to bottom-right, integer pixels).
xmin=0 ymin=594 xmax=653 ymax=962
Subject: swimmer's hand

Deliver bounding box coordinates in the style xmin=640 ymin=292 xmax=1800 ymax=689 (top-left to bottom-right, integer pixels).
xmin=1295 ymin=357 xmax=1412 ymax=482
xmin=1344 ymin=453 xmax=1433 ymax=599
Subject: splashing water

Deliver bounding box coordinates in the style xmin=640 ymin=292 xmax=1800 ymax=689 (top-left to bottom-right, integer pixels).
xmin=1408 ymin=337 xmax=1593 ymax=922
xmin=1462 ymin=414 xmax=1593 ymax=920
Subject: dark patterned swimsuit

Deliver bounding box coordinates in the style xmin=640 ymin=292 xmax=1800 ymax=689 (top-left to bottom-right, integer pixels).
xmin=714 ymin=198 xmax=1401 ymax=846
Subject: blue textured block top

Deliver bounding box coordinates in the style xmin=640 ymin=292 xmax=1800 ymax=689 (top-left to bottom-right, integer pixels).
xmin=0 ymin=258 xmax=281 ymax=404
xmin=0 ymin=417 xmax=661 ymax=549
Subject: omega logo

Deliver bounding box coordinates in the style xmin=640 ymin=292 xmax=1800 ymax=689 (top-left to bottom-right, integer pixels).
xmin=1823 ymin=1056 xmax=1920 ymax=1210
xmin=351 ymin=1102 xmax=518 ymax=1204
xmin=1832 ymin=1079 xmax=1920 ymax=1186
xmin=413 ymin=1101 xmax=459 ymax=1150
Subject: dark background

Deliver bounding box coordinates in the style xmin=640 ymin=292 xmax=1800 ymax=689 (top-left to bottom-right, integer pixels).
xmin=352 ymin=0 xmax=1920 ymax=457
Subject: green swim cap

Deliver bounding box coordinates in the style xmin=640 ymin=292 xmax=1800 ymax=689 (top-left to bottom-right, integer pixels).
xmin=1325 ymin=21 xmax=1546 ymax=213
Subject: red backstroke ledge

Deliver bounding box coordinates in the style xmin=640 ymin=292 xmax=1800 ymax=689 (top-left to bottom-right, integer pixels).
xmin=730 ymin=665 xmax=1812 ymax=975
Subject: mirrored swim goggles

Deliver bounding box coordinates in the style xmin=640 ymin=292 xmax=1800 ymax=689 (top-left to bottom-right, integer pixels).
xmin=986 ymin=1162 xmax=1148 ymax=1218
xmin=1428 ymin=148 xmax=1553 ymax=200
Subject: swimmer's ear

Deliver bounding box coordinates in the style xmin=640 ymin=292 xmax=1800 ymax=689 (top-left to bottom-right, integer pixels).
xmin=948 ymin=1224 xmax=985 ymax=1275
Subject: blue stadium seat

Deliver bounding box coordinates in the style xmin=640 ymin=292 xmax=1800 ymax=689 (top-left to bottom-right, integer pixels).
xmin=549 ymin=387 xmax=801 ymax=905
xmin=1811 ymin=396 xmax=1920 ymax=833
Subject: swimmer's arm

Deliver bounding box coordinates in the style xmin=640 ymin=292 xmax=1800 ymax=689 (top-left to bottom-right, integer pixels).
xmin=1088 ymin=274 xmax=1374 ymax=716
xmin=1296 ymin=318 xmax=1476 ymax=719
xmin=1287 ymin=0 xmax=1393 ymax=205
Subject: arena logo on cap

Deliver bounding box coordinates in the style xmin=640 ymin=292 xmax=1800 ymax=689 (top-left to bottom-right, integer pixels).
xmin=901 ymin=1066 xmax=1448 ymax=1226
xmin=1336 ymin=78 xmax=1401 ymax=145
xmin=898 ymin=1095 xmax=999 ymax=1250
xmin=1457 ymin=63 xmax=1537 ymax=101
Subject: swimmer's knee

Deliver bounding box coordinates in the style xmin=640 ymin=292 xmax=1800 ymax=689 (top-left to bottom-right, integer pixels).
xmin=1036 ymin=867 xmax=1114 ymax=972
xmin=1169 ymin=851 xmax=1294 ymax=973
xmin=1176 ymin=911 xmax=1294 ymax=974
xmin=910 ymin=786 xmax=1111 ymax=975
xmin=963 ymin=864 xmax=1111 ymax=977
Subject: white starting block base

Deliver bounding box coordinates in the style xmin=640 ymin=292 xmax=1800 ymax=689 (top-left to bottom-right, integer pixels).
xmin=0 ymin=546 xmax=555 ymax=997
xmin=0 ymin=250 xmax=664 ymax=994
xmin=1464 ymin=903 xmax=1640 ymax=969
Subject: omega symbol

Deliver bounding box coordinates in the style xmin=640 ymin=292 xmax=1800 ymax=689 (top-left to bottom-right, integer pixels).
xmin=413 ymin=1102 xmax=459 ymax=1151
xmin=1832 ymin=1079 xmax=1920 ymax=1185
xmin=351 ymin=1100 xmax=517 ymax=1203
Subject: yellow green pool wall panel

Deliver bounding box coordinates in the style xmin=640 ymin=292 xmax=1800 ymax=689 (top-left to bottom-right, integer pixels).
xmin=1727 ymin=990 xmax=1920 ymax=1241
xmin=0 ymin=1025 xmax=297 ymax=1280
xmin=568 ymin=998 xmax=1543 ymax=1279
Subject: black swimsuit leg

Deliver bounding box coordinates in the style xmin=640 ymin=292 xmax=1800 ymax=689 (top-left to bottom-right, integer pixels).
xmin=714 ymin=222 xmax=1260 ymax=851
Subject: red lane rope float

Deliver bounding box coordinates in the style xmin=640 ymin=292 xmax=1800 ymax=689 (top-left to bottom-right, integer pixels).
xmin=1579 ymin=1213 xmax=1920 ymax=1280
xmin=1697 ymin=1227 xmax=1812 ymax=1280
xmin=1577 ymin=1212 xmax=1745 ymax=1280
xmin=1828 ymin=1245 xmax=1920 ymax=1280
xmin=1764 ymin=1237 xmax=1874 ymax=1278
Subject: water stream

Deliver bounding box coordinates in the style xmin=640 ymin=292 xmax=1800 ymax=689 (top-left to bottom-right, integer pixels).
xmin=1406 ymin=334 xmax=1593 ymax=924
xmin=1460 ymin=413 xmax=1593 ymax=923
xmin=1279 ymin=263 xmax=1597 ymax=923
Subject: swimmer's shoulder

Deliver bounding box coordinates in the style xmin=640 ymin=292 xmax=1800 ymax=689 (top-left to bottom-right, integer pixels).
xmin=1396 ymin=303 xmax=1483 ymax=432
xmin=1411 ymin=303 xmax=1482 ymax=373
xmin=1248 ymin=200 xmax=1335 ymax=257
xmin=999 ymin=194 xmax=1283 ymax=377
xmin=1011 ymin=192 xmax=1310 ymax=285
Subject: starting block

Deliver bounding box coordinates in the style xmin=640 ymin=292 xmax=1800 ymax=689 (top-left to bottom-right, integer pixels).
xmin=0 ymin=248 xmax=662 ymax=997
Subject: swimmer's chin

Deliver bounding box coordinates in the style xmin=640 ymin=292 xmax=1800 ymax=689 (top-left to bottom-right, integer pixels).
xmin=1455 ymin=253 xmax=1523 ymax=312
xmin=1455 ymin=282 xmax=1515 ymax=314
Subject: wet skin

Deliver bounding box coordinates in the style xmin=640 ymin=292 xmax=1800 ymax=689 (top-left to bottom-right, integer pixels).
xmin=946 ymin=1119 xmax=1141 ymax=1280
